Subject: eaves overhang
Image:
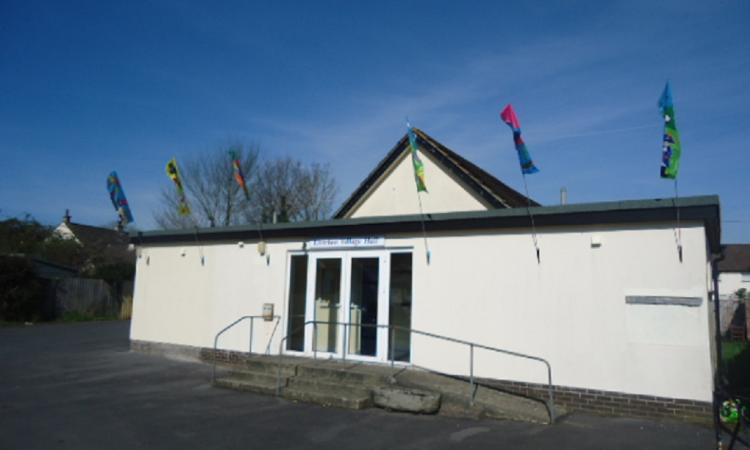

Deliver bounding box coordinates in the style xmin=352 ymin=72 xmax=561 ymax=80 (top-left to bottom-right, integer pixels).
xmin=132 ymin=195 xmax=721 ymax=253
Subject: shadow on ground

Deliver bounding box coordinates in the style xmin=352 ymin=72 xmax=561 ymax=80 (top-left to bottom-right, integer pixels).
xmin=0 ymin=321 xmax=715 ymax=450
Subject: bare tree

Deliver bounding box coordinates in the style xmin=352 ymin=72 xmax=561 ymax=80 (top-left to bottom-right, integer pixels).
xmin=246 ymin=157 xmax=337 ymax=223
xmin=295 ymin=162 xmax=338 ymax=221
xmin=154 ymin=144 xmax=259 ymax=229
xmin=153 ymin=146 xmax=337 ymax=229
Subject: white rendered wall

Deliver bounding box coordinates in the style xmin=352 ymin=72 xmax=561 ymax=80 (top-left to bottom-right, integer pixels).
xmin=131 ymin=222 xmax=714 ymax=402
xmin=130 ymin=240 xmax=303 ymax=357
xmin=347 ymin=149 xmax=491 ymax=218
xmin=719 ymin=272 xmax=749 ymax=299
xmin=394 ymin=223 xmax=713 ymax=402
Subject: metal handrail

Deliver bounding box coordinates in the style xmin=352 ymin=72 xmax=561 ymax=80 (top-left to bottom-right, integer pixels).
xmin=211 ymin=315 xmax=281 ymax=383
xmin=276 ymin=320 xmax=556 ymax=423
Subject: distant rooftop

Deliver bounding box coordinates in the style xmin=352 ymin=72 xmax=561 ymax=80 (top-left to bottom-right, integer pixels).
xmin=718 ymin=244 xmax=750 ymax=273
xmin=56 ymin=212 xmax=133 ymax=264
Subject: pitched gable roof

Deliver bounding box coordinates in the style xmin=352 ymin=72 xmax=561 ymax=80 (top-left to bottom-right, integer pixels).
xmin=63 ymin=222 xmax=128 ymax=247
xmin=334 ymin=128 xmax=538 ymax=219
xmin=56 ymin=222 xmax=132 ymax=264
xmin=718 ymin=244 xmax=750 ymax=273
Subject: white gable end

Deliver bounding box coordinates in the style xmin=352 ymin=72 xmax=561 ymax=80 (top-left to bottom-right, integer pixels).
xmin=346 ymin=149 xmax=492 ymax=219
xmin=53 ymin=222 xmax=80 ymax=243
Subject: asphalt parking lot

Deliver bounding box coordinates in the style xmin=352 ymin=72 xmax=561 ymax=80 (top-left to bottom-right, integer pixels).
xmin=0 ymin=321 xmax=716 ymax=449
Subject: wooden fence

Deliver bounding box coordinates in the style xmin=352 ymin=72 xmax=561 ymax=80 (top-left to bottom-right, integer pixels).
xmin=52 ymin=278 xmax=134 ymax=319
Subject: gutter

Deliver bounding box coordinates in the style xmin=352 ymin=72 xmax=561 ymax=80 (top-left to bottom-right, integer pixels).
xmin=710 ymin=249 xmax=726 ymax=448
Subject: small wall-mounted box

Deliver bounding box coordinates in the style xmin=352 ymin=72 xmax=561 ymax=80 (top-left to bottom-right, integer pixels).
xmin=262 ymin=303 xmax=274 ymax=321
xmin=591 ymin=235 xmax=602 ymax=248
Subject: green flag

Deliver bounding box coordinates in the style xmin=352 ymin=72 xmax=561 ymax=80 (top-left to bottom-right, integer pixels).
xmin=659 ymin=82 xmax=682 ymax=179
xmin=407 ymin=124 xmax=427 ymax=192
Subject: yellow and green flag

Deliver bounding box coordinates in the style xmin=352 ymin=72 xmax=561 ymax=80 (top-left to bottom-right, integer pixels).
xmin=407 ymin=124 xmax=427 ymax=192
xmin=166 ymin=157 xmax=191 ymax=216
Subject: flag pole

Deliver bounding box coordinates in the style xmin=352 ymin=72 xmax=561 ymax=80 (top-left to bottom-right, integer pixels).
xmin=407 ymin=119 xmax=430 ymax=265
xmin=253 ymin=204 xmax=268 ymax=264
xmin=673 ymin=178 xmax=683 ymax=262
xmin=416 ymin=190 xmax=431 ymax=265
xmin=187 ymin=215 xmax=206 ymax=266
xmin=658 ymin=81 xmax=683 ymax=263
xmin=231 ymin=150 xmax=267 ymax=262
xmin=522 ymin=173 xmax=541 ymax=264
xmin=500 ymin=104 xmax=541 ymax=264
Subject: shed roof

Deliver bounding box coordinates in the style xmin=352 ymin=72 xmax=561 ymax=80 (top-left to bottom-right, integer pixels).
xmin=718 ymin=244 xmax=750 ymax=273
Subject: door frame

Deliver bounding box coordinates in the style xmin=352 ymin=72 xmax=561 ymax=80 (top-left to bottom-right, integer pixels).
xmin=304 ymin=250 xmax=390 ymax=362
xmin=340 ymin=251 xmax=390 ymax=362
xmin=283 ymin=248 xmax=405 ymax=363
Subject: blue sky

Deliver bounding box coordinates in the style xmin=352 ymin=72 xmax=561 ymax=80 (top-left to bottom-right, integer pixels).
xmin=1 ymin=0 xmax=748 ymax=242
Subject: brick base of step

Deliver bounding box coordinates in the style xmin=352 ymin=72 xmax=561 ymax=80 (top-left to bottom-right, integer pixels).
xmin=480 ymin=379 xmax=712 ymax=425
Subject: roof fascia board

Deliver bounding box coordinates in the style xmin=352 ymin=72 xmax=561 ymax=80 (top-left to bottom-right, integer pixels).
xmin=133 ymin=196 xmax=721 ymax=253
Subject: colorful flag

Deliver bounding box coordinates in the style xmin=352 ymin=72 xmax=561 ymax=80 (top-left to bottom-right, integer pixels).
xmin=407 ymin=124 xmax=427 ymax=192
xmin=166 ymin=158 xmax=191 ymax=216
xmin=106 ymin=171 xmax=135 ymax=225
xmin=658 ymin=82 xmax=682 ymax=179
xmin=229 ymin=150 xmax=250 ymax=200
xmin=500 ymin=104 xmax=539 ymax=175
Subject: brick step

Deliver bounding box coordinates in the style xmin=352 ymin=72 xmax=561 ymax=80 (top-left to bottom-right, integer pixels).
xmin=213 ymin=354 xmax=290 ymax=371
xmin=240 ymin=356 xmax=298 ymax=377
xmin=295 ymin=363 xmax=388 ymax=385
xmin=214 ymin=374 xmax=282 ymax=396
xmin=222 ymin=370 xmax=284 ymax=386
xmin=282 ymin=383 xmax=373 ymax=410
xmin=286 ymin=375 xmax=380 ymax=394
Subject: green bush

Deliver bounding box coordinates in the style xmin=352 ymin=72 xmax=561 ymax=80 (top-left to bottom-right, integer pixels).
xmin=0 ymin=256 xmax=43 ymax=322
xmin=85 ymin=262 xmax=134 ymax=284
xmin=724 ymin=341 xmax=750 ymax=395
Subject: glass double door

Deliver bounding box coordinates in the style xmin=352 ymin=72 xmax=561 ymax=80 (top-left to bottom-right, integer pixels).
xmin=304 ymin=251 xmax=388 ymax=360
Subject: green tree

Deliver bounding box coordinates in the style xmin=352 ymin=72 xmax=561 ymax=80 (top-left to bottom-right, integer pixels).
xmin=0 ymin=215 xmax=49 ymax=255
xmin=0 ymin=215 xmax=90 ymax=270
xmin=0 ymin=255 xmax=43 ymax=322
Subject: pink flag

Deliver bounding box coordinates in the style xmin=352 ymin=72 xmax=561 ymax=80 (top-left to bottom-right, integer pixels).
xmin=498 ymin=103 xmax=539 ymax=175
xmin=500 ymin=104 xmax=521 ymax=130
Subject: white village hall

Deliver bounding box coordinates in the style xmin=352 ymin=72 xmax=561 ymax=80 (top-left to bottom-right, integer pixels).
xmin=130 ymin=129 xmax=721 ymax=421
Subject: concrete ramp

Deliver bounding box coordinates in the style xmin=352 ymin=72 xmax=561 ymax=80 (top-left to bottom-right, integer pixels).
xmin=393 ymin=369 xmax=555 ymax=424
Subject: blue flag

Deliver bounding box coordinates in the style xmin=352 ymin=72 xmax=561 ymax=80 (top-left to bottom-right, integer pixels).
xmin=107 ymin=171 xmax=135 ymax=225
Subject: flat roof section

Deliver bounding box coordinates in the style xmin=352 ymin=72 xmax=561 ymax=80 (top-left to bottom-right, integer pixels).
xmin=131 ymin=195 xmax=721 ymax=253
